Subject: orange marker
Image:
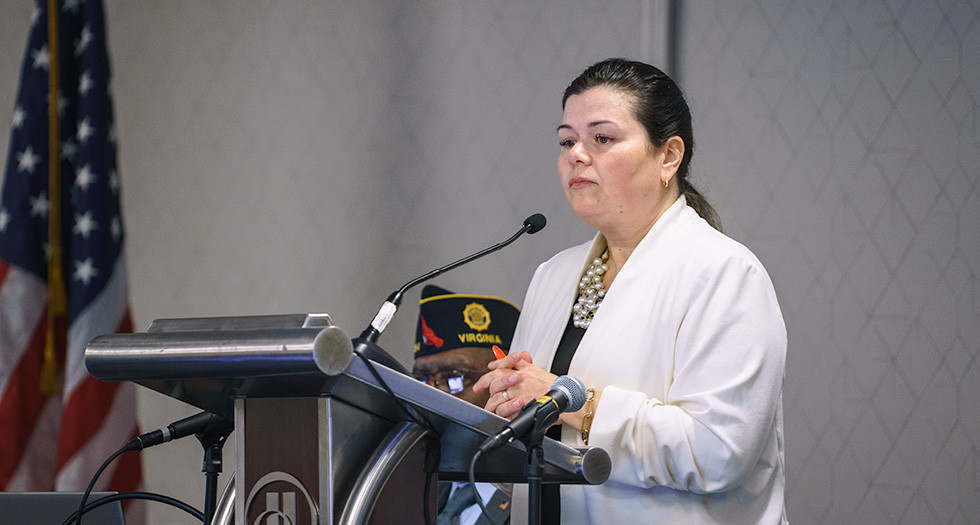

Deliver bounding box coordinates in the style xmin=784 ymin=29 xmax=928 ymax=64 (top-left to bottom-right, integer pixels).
xmin=492 ymin=345 xmax=506 ymax=360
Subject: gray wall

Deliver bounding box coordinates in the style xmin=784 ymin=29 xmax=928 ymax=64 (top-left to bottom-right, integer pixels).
xmin=681 ymin=2 xmax=980 ymax=522
xmin=1 ymin=1 xmax=977 ymax=523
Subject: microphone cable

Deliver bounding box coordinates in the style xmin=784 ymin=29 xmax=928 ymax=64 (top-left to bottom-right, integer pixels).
xmin=353 ymin=350 xmax=439 ymax=435
xmin=61 ymin=491 xmax=203 ymax=525
xmin=467 ymin=376 xmax=586 ymax=525
xmin=467 ymin=447 xmax=501 ymax=525
xmin=73 ymin=443 xmax=128 ymax=525
xmin=423 ymin=470 xmax=435 ymax=525
xmin=73 ymin=412 xmax=229 ymax=524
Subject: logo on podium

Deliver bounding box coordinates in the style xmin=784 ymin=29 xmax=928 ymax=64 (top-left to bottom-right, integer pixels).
xmin=245 ymin=471 xmax=318 ymax=524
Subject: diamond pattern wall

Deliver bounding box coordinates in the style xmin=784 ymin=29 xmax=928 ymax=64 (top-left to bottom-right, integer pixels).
xmin=682 ymin=1 xmax=980 ymax=522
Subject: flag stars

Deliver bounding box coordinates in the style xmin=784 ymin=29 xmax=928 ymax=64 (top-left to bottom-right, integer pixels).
xmin=74 ymin=211 xmax=97 ymax=238
xmin=12 ymin=106 xmax=26 ymax=129
xmin=77 ymin=117 xmax=94 ymax=143
xmin=17 ymin=146 xmax=40 ymax=174
xmin=73 ymin=257 xmax=99 ymax=285
xmin=75 ymin=25 xmax=93 ymax=56
xmin=110 ymin=216 xmax=122 ymax=241
xmin=7 ymin=11 xmax=124 ymax=298
xmin=30 ymin=192 xmax=49 ymax=219
xmin=79 ymin=71 xmax=94 ymax=96
xmin=63 ymin=0 xmax=81 ymax=14
xmin=57 ymin=90 xmax=68 ymax=117
xmin=62 ymin=139 xmax=79 ymax=162
xmin=32 ymin=45 xmax=49 ymax=70
xmin=75 ymin=164 xmax=96 ymax=190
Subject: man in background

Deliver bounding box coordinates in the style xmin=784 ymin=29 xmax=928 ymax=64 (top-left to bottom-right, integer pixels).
xmin=413 ymin=284 xmax=519 ymax=525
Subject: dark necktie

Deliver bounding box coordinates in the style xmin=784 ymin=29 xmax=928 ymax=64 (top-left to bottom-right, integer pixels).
xmin=438 ymin=484 xmax=478 ymax=525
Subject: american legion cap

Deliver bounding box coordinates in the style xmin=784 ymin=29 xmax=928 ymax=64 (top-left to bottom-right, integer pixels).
xmin=414 ymin=284 xmax=520 ymax=358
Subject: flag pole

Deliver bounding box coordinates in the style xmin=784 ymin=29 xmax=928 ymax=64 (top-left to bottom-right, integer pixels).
xmin=41 ymin=0 xmax=66 ymax=395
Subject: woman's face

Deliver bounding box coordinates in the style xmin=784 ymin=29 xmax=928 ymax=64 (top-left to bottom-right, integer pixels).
xmin=557 ymin=87 xmax=678 ymax=235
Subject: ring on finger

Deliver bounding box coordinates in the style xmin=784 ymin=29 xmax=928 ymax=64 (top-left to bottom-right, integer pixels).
xmin=502 ymin=390 xmax=509 ymax=401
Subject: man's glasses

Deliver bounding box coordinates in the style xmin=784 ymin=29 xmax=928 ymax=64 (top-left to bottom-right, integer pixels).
xmin=413 ymin=369 xmax=489 ymax=394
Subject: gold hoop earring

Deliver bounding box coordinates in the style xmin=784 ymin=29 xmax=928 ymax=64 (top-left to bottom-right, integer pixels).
xmin=663 ymin=177 xmax=669 ymax=188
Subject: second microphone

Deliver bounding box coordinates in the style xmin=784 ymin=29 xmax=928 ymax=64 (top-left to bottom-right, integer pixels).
xmin=478 ymin=375 xmax=587 ymax=454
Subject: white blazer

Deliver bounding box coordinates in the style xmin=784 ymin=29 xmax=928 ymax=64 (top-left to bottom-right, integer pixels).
xmin=510 ymin=196 xmax=788 ymax=524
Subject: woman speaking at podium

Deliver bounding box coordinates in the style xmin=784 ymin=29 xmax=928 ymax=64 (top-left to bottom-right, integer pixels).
xmin=474 ymin=58 xmax=787 ymax=524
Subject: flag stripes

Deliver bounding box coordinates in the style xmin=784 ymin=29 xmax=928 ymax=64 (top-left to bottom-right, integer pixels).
xmin=0 ymin=2 xmax=143 ymax=521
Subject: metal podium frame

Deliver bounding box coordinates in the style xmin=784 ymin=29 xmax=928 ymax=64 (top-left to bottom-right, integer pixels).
xmin=86 ymin=313 xmax=610 ymax=524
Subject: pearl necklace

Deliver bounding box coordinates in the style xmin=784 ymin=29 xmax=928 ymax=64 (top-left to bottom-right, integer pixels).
xmin=572 ymin=250 xmax=609 ymax=329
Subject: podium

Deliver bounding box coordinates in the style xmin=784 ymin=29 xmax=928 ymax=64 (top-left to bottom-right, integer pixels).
xmin=86 ymin=313 xmax=610 ymax=524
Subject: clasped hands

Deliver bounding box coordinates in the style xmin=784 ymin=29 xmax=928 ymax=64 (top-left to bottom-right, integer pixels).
xmin=472 ymin=351 xmax=558 ymax=419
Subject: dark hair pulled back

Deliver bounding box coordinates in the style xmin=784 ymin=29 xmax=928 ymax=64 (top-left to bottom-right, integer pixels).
xmin=562 ymin=58 xmax=721 ymax=231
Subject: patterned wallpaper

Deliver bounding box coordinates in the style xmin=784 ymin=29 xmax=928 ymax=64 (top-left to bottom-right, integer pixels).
xmin=682 ymin=1 xmax=980 ymax=522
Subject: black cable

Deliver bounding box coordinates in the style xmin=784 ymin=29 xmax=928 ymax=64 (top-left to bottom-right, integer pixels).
xmin=467 ymin=448 xmax=500 ymax=525
xmin=74 ymin=443 xmax=130 ymax=525
xmin=354 ymin=351 xmax=438 ymax=435
xmin=61 ymin=491 xmax=204 ymax=525
xmin=423 ymin=470 xmax=434 ymax=525
xmin=357 ymin=349 xmax=446 ymax=525
xmin=73 ymin=422 xmax=217 ymax=525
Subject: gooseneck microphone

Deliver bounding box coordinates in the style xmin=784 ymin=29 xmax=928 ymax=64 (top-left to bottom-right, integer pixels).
xmin=478 ymin=375 xmax=587 ymax=454
xmin=126 ymin=411 xmax=231 ymax=451
xmin=358 ymin=213 xmax=546 ymax=345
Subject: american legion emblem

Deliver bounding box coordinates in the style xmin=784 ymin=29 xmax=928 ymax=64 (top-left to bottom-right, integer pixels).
xmin=463 ymin=302 xmax=492 ymax=331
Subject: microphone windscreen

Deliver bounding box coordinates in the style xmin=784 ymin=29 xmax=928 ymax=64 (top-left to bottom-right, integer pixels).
xmin=524 ymin=213 xmax=547 ymax=234
xmin=552 ymin=375 xmax=588 ymax=412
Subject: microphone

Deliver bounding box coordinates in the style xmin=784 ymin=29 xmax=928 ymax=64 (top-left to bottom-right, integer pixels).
xmin=478 ymin=375 xmax=587 ymax=454
xmin=523 ymin=213 xmax=547 ymax=234
xmin=357 ymin=213 xmax=546 ymax=345
xmin=126 ymin=411 xmax=230 ymax=451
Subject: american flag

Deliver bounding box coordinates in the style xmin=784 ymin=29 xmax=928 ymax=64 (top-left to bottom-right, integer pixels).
xmin=0 ymin=0 xmax=142 ymax=514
